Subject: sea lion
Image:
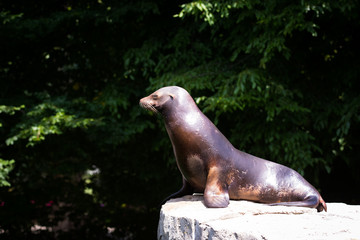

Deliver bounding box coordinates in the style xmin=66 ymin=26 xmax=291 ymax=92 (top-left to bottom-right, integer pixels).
xmin=139 ymin=86 xmax=327 ymax=212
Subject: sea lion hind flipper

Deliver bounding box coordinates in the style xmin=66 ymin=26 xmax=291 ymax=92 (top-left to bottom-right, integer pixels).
xmin=160 ymin=177 xmax=194 ymax=206
xmin=269 ymin=194 xmax=327 ymax=212
xmin=317 ymin=196 xmax=327 ymax=212
xmin=203 ymin=167 xmax=230 ymax=208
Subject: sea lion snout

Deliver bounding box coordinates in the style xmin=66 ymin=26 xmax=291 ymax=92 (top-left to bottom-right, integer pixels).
xmin=139 ymin=96 xmax=159 ymax=113
xmin=139 ymin=96 xmax=152 ymax=106
xmin=139 ymin=87 xmax=179 ymax=114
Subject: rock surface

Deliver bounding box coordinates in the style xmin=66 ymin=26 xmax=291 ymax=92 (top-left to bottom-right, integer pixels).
xmin=158 ymin=195 xmax=360 ymax=240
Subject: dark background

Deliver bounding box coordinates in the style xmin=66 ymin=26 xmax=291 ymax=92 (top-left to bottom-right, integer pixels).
xmin=1 ymin=0 xmax=359 ymax=239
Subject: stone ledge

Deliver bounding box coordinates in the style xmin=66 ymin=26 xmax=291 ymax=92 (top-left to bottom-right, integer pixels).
xmin=158 ymin=195 xmax=360 ymax=240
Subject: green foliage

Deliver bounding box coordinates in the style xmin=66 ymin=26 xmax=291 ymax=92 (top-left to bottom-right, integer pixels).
xmin=0 ymin=159 xmax=15 ymax=187
xmin=0 ymin=11 xmax=23 ymax=24
xmin=0 ymin=105 xmax=24 ymax=186
xmin=175 ymin=1 xmax=330 ymax=67
xmin=6 ymin=101 xmax=98 ymax=147
xmin=0 ymin=105 xmax=25 ymax=127
xmin=0 ymin=0 xmax=359 ymax=238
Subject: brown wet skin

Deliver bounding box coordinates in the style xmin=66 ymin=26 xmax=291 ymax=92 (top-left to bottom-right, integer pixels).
xmin=140 ymin=86 xmax=327 ymax=212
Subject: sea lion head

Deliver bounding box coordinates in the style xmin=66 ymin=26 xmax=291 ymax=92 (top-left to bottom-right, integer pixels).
xmin=139 ymin=86 xmax=196 ymax=115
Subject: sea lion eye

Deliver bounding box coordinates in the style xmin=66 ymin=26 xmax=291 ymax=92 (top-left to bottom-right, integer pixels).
xmin=152 ymin=94 xmax=158 ymax=100
xmin=169 ymin=95 xmax=174 ymax=100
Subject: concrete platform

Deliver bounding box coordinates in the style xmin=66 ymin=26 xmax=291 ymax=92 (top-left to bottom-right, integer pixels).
xmin=158 ymin=195 xmax=360 ymax=240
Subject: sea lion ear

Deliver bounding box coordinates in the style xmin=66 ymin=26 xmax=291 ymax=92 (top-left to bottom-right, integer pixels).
xmin=169 ymin=94 xmax=174 ymax=100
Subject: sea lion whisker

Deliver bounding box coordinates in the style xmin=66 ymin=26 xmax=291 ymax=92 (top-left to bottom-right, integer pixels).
xmin=139 ymin=102 xmax=159 ymax=114
xmin=150 ymin=105 xmax=159 ymax=114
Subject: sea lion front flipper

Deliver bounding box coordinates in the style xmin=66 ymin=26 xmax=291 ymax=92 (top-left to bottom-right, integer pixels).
xmin=204 ymin=166 xmax=229 ymax=208
xmin=160 ymin=177 xmax=194 ymax=206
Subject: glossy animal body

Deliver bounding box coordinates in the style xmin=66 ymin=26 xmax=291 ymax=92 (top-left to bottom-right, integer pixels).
xmin=140 ymin=86 xmax=327 ymax=212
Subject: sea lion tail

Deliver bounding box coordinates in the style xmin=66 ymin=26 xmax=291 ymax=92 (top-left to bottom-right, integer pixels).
xmin=317 ymin=196 xmax=327 ymax=212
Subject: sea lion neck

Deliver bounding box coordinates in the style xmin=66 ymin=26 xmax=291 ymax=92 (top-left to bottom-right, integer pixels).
xmin=162 ymin=96 xmax=201 ymax=126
